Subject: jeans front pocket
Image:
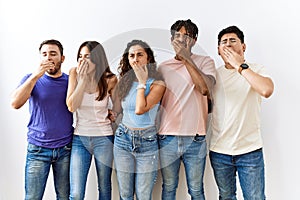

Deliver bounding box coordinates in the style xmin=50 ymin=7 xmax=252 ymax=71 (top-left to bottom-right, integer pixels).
xmin=158 ymin=134 xmax=166 ymax=140
xmin=27 ymin=143 xmax=41 ymax=154
xmin=115 ymin=124 xmax=126 ymax=137
xmin=64 ymin=142 xmax=72 ymax=151
xmin=193 ymin=134 xmax=206 ymax=143
xmin=142 ymin=134 xmax=157 ymax=144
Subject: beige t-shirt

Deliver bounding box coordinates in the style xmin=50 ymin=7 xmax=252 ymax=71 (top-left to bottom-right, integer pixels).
xmin=158 ymin=54 xmax=216 ymax=136
xmin=209 ymin=63 xmax=269 ymax=155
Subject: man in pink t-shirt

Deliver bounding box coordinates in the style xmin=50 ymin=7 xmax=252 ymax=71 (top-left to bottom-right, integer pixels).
xmin=158 ymin=19 xmax=216 ymax=200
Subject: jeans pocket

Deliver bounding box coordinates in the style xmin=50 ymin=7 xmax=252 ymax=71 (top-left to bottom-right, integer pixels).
xmin=193 ymin=135 xmax=206 ymax=143
xmin=64 ymin=143 xmax=72 ymax=151
xmin=115 ymin=126 xmax=125 ymax=137
xmin=27 ymin=143 xmax=41 ymax=154
xmin=143 ymin=134 xmax=157 ymax=142
xmin=158 ymin=134 xmax=166 ymax=140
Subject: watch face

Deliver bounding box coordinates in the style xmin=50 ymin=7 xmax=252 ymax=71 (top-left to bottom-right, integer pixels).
xmin=241 ymin=63 xmax=249 ymax=69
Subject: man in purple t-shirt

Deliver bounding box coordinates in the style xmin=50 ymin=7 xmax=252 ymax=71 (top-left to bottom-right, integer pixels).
xmin=11 ymin=39 xmax=73 ymax=200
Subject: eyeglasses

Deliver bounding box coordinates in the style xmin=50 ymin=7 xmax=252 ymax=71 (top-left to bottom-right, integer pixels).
xmin=174 ymin=32 xmax=195 ymax=40
xmin=219 ymin=38 xmax=238 ymax=46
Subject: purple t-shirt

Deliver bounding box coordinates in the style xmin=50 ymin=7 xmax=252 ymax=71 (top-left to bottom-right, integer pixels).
xmin=19 ymin=73 xmax=73 ymax=148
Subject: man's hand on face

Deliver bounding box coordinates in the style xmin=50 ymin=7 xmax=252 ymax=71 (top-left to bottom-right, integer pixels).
xmin=35 ymin=60 xmax=55 ymax=78
xmin=220 ymin=46 xmax=244 ymax=69
xmin=172 ymin=33 xmax=195 ymax=61
xmin=172 ymin=39 xmax=193 ymax=61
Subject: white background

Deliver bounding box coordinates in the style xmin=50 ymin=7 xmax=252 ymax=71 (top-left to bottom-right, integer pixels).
xmin=1 ymin=0 xmax=299 ymax=199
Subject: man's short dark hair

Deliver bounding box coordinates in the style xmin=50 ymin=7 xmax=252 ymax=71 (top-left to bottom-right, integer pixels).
xmin=39 ymin=39 xmax=64 ymax=55
xmin=170 ymin=19 xmax=198 ymax=40
xmin=218 ymin=26 xmax=244 ymax=45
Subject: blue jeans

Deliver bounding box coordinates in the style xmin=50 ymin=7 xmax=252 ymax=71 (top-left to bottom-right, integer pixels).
xmin=25 ymin=142 xmax=71 ymax=200
xmin=113 ymin=123 xmax=158 ymax=200
xmin=69 ymin=135 xmax=114 ymax=200
xmin=158 ymin=135 xmax=207 ymax=200
xmin=209 ymin=149 xmax=265 ymax=200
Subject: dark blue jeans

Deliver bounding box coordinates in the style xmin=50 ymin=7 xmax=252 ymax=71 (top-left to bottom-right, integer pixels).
xmin=209 ymin=148 xmax=266 ymax=200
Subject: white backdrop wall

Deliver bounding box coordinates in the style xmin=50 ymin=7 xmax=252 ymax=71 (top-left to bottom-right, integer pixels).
xmin=1 ymin=0 xmax=299 ymax=199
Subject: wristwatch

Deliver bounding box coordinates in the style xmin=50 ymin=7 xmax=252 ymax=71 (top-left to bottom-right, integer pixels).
xmin=238 ymin=63 xmax=249 ymax=74
xmin=136 ymin=83 xmax=146 ymax=90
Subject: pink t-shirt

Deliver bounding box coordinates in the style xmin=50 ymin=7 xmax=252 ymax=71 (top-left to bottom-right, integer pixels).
xmin=158 ymin=54 xmax=216 ymax=136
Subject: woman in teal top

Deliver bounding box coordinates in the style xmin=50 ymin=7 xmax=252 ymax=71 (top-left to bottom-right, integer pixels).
xmin=113 ymin=39 xmax=165 ymax=200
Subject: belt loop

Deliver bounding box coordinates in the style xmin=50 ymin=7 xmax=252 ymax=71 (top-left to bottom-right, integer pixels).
xmin=122 ymin=123 xmax=129 ymax=134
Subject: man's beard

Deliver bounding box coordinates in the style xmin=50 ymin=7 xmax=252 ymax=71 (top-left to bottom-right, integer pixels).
xmin=47 ymin=62 xmax=62 ymax=75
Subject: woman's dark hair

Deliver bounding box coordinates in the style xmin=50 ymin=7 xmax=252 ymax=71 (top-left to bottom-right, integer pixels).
xmin=77 ymin=41 xmax=114 ymax=101
xmin=170 ymin=19 xmax=198 ymax=40
xmin=218 ymin=25 xmax=244 ymax=45
xmin=116 ymin=39 xmax=163 ymax=100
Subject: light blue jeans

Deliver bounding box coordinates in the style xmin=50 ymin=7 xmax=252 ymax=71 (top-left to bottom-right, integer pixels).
xmin=25 ymin=142 xmax=72 ymax=200
xmin=209 ymin=148 xmax=266 ymax=200
xmin=69 ymin=135 xmax=114 ymax=200
xmin=113 ymin=123 xmax=159 ymax=200
xmin=158 ymin=135 xmax=207 ymax=200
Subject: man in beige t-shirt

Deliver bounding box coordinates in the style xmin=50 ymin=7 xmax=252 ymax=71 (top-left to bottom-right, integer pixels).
xmin=209 ymin=25 xmax=274 ymax=200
